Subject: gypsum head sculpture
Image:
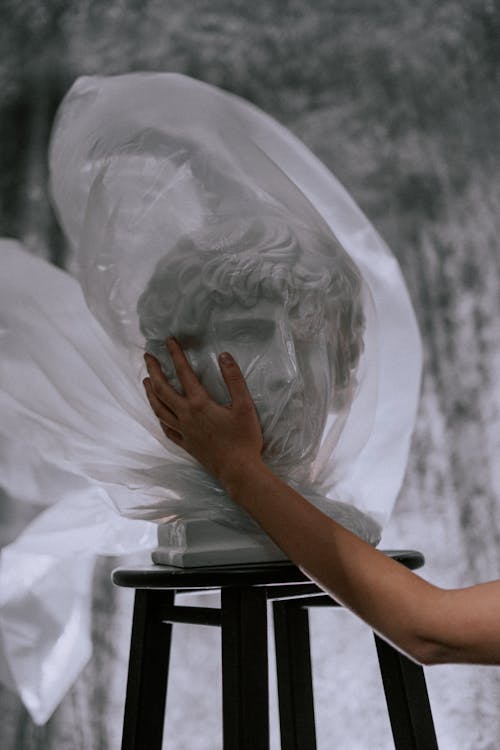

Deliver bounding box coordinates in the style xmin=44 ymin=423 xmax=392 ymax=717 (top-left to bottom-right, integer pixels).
xmin=46 ymin=73 xmax=421 ymax=540
xmin=137 ymin=215 xmax=365 ymax=482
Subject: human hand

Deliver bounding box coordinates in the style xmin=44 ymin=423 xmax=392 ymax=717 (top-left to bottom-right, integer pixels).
xmin=143 ymin=337 xmax=264 ymax=486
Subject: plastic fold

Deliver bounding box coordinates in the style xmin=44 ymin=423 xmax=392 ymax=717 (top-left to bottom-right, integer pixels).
xmin=0 ymin=73 xmax=421 ymax=722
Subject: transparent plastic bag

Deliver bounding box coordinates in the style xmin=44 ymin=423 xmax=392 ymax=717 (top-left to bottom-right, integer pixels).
xmin=46 ymin=72 xmax=422 ymax=529
xmin=0 ymin=73 xmax=422 ymax=722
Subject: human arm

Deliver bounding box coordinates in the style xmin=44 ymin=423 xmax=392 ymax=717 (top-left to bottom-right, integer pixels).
xmin=144 ymin=338 xmax=500 ymax=666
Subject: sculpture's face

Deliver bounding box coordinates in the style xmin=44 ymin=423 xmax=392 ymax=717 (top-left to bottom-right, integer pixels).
xmin=176 ymin=298 xmax=333 ymax=469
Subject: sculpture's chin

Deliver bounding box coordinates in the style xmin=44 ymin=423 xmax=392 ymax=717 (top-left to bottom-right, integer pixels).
xmin=260 ymin=403 xmax=324 ymax=474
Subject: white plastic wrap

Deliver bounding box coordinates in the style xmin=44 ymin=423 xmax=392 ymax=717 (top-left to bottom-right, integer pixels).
xmin=47 ymin=72 xmax=421 ymax=530
xmin=0 ymin=73 xmax=422 ymax=722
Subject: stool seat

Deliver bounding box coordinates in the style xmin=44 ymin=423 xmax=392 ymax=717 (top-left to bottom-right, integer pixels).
xmin=113 ymin=550 xmax=438 ymax=750
xmin=112 ymin=549 xmax=424 ymax=590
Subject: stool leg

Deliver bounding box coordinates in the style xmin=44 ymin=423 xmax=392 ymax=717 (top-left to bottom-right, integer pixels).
xmin=121 ymin=589 xmax=174 ymax=750
xmin=374 ymin=634 xmax=439 ymax=750
xmin=221 ymin=587 xmax=269 ymax=750
xmin=273 ymin=602 xmax=317 ymax=750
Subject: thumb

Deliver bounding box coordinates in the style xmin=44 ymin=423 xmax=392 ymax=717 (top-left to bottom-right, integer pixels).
xmin=218 ymin=352 xmax=252 ymax=405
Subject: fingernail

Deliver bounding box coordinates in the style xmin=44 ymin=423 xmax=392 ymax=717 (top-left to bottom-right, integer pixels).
xmin=219 ymin=352 xmax=233 ymax=364
xmin=167 ymin=336 xmax=176 ymax=347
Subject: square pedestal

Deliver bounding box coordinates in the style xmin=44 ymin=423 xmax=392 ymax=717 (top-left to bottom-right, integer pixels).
xmin=152 ymin=517 xmax=288 ymax=567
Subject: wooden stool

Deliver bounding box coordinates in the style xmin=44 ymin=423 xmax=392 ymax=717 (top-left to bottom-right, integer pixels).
xmin=112 ymin=551 xmax=438 ymax=749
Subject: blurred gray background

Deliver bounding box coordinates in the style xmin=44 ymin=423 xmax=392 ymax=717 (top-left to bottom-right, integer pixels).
xmin=2 ymin=1 xmax=500 ymax=747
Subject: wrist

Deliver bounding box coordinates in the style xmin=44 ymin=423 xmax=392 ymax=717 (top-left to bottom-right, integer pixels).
xmin=218 ymin=453 xmax=269 ymax=499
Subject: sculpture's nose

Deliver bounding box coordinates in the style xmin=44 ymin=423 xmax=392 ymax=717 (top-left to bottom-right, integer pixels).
xmin=265 ymin=338 xmax=303 ymax=396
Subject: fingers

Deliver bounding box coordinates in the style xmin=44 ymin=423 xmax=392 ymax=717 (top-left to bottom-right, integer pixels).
xmin=143 ymin=377 xmax=181 ymax=430
xmin=145 ymin=344 xmax=251 ymax=414
xmin=143 ymin=370 xmax=184 ymax=448
xmin=167 ymin=337 xmax=206 ymax=397
xmin=161 ymin=424 xmax=184 ymax=446
xmin=218 ymin=352 xmax=253 ymax=407
xmin=144 ymin=352 xmax=183 ymax=411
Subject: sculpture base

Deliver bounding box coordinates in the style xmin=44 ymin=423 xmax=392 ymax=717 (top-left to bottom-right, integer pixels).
xmin=152 ymin=517 xmax=288 ymax=567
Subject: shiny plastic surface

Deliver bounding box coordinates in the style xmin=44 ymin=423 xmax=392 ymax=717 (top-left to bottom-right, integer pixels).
xmin=0 ymin=73 xmax=422 ymax=722
xmin=47 ymin=72 xmax=422 ymax=528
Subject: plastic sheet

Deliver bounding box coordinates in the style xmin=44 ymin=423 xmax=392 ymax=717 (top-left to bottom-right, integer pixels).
xmin=47 ymin=72 xmax=421 ymax=526
xmin=0 ymin=73 xmax=422 ymax=722
xmin=0 ymin=430 xmax=155 ymax=725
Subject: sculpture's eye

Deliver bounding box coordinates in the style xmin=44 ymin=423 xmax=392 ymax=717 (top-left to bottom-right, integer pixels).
xmin=234 ymin=331 xmax=254 ymax=344
xmin=233 ymin=324 xmax=261 ymax=343
xmin=215 ymin=318 xmax=275 ymax=344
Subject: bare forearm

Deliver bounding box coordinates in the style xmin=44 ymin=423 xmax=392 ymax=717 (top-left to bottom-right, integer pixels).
xmin=222 ymin=460 xmax=450 ymax=664
xmin=146 ymin=340 xmax=500 ymax=667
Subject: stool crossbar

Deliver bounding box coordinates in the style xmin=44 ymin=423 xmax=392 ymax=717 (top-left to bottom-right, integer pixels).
xmin=112 ymin=551 xmax=438 ymax=750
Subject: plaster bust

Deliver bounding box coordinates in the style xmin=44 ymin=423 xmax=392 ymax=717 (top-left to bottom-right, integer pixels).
xmin=41 ymin=72 xmax=421 ymax=563
xmin=0 ymin=74 xmax=422 ymax=720
xmin=137 ymin=216 xmax=382 ymax=563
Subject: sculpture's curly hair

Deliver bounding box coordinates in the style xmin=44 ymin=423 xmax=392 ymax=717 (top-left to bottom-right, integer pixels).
xmin=137 ymin=217 xmax=365 ymax=407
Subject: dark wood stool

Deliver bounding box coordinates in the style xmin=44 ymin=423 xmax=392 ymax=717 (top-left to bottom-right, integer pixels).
xmin=112 ymin=551 xmax=438 ymax=750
